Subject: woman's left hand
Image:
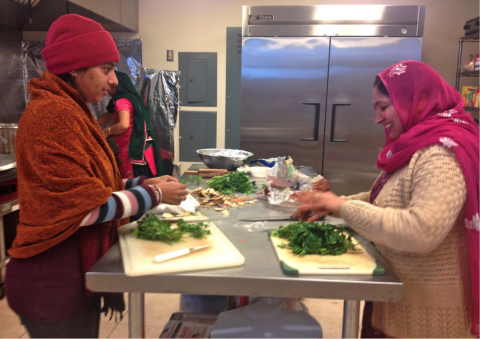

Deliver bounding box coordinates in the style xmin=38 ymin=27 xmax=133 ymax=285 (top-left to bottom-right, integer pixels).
xmin=292 ymin=191 xmax=345 ymax=220
xmin=145 ymin=175 xmax=179 ymax=185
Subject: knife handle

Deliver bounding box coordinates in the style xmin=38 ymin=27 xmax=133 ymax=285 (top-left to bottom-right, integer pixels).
xmin=154 ymin=248 xmax=190 ymax=263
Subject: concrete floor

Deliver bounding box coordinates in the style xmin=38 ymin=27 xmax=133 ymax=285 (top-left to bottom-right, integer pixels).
xmin=0 ymin=294 xmax=363 ymax=338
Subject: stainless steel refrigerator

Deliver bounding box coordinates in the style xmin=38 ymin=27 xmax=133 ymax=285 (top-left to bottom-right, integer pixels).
xmin=240 ymin=5 xmax=425 ymax=195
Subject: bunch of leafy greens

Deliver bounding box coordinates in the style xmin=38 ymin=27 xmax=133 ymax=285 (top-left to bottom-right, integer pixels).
xmin=206 ymin=171 xmax=256 ymax=194
xmin=181 ymin=175 xmax=202 ymax=186
xmin=133 ymin=214 xmax=211 ymax=244
xmin=271 ymin=221 xmax=356 ymax=256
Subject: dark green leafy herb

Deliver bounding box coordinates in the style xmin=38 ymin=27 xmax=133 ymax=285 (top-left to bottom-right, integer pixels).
xmin=133 ymin=214 xmax=184 ymax=244
xmin=206 ymin=171 xmax=256 ymax=194
xmin=177 ymin=218 xmax=211 ymax=239
xmin=133 ymin=214 xmax=211 ymax=243
xmin=271 ymin=221 xmax=356 ymax=256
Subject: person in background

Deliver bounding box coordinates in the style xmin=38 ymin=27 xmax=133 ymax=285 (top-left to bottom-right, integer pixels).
xmin=97 ymin=71 xmax=163 ymax=179
xmin=6 ymin=14 xmax=187 ymax=338
xmin=293 ymin=60 xmax=479 ymax=338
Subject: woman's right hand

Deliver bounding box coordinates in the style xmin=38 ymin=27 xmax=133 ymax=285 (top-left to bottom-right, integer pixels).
xmin=156 ymin=182 xmax=188 ymax=205
xmin=293 ymin=206 xmax=330 ymax=223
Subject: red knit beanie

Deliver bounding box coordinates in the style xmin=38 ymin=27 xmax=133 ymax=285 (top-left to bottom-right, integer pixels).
xmin=42 ymin=14 xmax=120 ymax=75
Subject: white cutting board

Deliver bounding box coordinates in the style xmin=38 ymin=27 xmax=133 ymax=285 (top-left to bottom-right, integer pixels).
xmin=270 ymin=233 xmax=383 ymax=276
xmin=119 ymin=221 xmax=245 ymax=276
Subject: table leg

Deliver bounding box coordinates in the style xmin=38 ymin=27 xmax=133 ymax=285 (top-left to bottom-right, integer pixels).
xmin=0 ymin=216 xmax=5 ymax=278
xmin=129 ymin=292 xmax=145 ymax=338
xmin=342 ymin=300 xmax=361 ymax=338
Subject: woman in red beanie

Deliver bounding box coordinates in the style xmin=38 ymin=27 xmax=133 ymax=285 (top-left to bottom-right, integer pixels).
xmin=6 ymin=14 xmax=188 ymax=338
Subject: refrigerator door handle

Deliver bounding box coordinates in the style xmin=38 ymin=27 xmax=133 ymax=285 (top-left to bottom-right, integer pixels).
xmin=330 ymin=104 xmax=350 ymax=142
xmin=300 ymin=103 xmax=320 ymax=141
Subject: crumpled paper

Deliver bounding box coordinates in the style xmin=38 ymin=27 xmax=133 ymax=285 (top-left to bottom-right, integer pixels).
xmin=152 ymin=194 xmax=200 ymax=215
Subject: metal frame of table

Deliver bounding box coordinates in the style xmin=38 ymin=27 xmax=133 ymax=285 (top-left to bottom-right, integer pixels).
xmin=86 ymin=167 xmax=402 ymax=338
xmin=0 ymin=198 xmax=19 ymax=298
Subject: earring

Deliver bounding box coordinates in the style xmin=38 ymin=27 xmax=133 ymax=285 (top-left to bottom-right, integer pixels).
xmin=70 ymin=71 xmax=77 ymax=77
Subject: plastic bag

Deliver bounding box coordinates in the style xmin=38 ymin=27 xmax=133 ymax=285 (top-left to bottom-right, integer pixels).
xmin=267 ymin=187 xmax=297 ymax=205
xmin=257 ymin=156 xmax=331 ymax=204
xmin=461 ymin=54 xmax=476 ymax=72
xmin=238 ymin=296 xmax=307 ymax=312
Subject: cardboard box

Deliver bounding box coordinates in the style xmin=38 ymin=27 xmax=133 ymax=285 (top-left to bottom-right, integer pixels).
xmin=462 ymin=86 xmax=479 ymax=107
xmin=474 ymin=90 xmax=480 ymax=108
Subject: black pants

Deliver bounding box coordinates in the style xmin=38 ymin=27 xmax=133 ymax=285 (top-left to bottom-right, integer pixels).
xmin=20 ymin=310 xmax=100 ymax=338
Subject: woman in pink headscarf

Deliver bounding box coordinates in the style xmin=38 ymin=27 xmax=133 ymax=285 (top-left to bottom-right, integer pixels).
xmin=293 ymin=60 xmax=479 ymax=338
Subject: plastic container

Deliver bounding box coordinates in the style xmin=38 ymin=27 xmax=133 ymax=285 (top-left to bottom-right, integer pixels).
xmin=210 ymin=304 xmax=323 ymax=338
xmin=475 ymin=54 xmax=480 ymax=71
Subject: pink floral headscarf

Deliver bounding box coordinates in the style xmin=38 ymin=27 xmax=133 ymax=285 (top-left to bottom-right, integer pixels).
xmin=377 ymin=60 xmax=479 ymax=336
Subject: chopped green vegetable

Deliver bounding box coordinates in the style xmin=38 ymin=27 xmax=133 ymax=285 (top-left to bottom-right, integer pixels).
xmin=133 ymin=214 xmax=211 ymax=243
xmin=271 ymin=221 xmax=356 ymax=256
xmin=133 ymin=214 xmax=184 ymax=244
xmin=177 ymin=218 xmax=211 ymax=239
xmin=206 ymin=171 xmax=256 ymax=194
xmin=261 ymin=183 xmax=267 ymax=189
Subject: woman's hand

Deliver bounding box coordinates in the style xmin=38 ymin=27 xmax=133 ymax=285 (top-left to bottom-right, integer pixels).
xmin=156 ymin=182 xmax=188 ymax=205
xmin=292 ymin=191 xmax=345 ymax=222
xmin=293 ymin=207 xmax=330 ymax=223
xmin=102 ymin=128 xmax=110 ymax=138
xmin=144 ymin=175 xmax=179 ymax=185
xmin=97 ymin=112 xmax=114 ymax=126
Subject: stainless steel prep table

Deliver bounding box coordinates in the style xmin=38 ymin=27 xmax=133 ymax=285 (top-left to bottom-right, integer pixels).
xmin=86 ymin=166 xmax=402 ymax=338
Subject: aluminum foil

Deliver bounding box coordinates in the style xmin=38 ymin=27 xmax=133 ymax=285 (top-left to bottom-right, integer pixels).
xmin=0 ymin=35 xmax=24 ymax=124
xmin=137 ymin=68 xmax=179 ymax=175
xmin=21 ymin=41 xmax=45 ymax=104
xmin=208 ymin=150 xmax=252 ymax=160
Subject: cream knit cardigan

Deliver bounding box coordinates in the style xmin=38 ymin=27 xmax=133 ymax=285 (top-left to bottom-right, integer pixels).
xmin=340 ymin=145 xmax=472 ymax=338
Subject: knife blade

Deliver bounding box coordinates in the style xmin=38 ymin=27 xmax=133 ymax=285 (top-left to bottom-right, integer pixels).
xmin=239 ymin=216 xmax=325 ymax=222
xmin=153 ymin=244 xmax=211 ymax=263
xmin=239 ymin=217 xmax=297 ymax=222
xmin=162 ymin=218 xmax=210 ymax=223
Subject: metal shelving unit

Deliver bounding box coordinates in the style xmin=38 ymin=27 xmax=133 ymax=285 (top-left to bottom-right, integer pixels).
xmin=455 ymin=33 xmax=479 ymax=90
xmin=455 ymin=33 xmax=479 ymax=122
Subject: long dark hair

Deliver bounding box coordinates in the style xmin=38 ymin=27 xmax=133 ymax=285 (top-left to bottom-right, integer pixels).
xmin=374 ymin=76 xmax=389 ymax=97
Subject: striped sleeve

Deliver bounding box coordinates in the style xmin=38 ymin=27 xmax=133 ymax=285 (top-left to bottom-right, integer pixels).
xmin=79 ymin=184 xmax=162 ymax=227
xmin=123 ymin=176 xmax=147 ymax=189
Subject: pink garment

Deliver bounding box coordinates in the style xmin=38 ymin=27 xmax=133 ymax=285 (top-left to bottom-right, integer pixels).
xmin=376 ymin=60 xmax=479 ymax=336
xmin=113 ymin=98 xmax=156 ymax=179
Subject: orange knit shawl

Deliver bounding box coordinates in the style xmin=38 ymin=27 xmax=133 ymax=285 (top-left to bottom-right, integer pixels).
xmin=9 ymin=71 xmax=125 ymax=260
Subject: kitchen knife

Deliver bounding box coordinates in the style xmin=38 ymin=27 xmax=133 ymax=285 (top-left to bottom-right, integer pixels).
xmin=153 ymin=244 xmax=211 ymax=263
xmin=163 ymin=218 xmax=210 ymax=223
xmin=239 ymin=216 xmax=325 ymax=222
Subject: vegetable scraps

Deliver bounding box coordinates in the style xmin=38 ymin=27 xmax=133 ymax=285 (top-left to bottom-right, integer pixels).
xmin=206 ymin=171 xmax=256 ymax=195
xmin=271 ymin=221 xmax=356 ymax=256
xmin=133 ymin=214 xmax=211 ymax=244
